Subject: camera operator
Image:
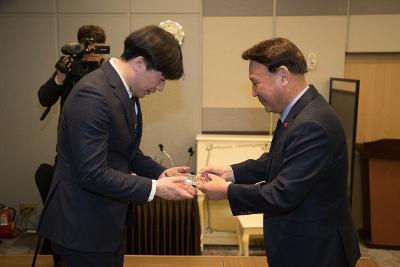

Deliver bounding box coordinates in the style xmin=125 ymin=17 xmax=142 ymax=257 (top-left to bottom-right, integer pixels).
xmin=38 ymin=25 xmax=107 ymax=117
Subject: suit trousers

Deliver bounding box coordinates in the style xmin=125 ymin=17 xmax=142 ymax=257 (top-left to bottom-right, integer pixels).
xmin=51 ymin=241 xmax=124 ymax=267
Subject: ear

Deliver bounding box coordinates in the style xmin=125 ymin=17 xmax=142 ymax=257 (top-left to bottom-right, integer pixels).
xmin=130 ymin=56 xmax=147 ymax=72
xmin=278 ymin=66 xmax=289 ymax=86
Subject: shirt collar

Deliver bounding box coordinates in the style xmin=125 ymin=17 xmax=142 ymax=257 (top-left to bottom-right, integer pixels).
xmin=280 ymin=85 xmax=309 ymax=122
xmin=109 ymin=57 xmax=132 ymax=98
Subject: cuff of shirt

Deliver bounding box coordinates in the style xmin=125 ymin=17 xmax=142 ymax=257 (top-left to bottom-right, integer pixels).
xmin=231 ymin=167 xmax=236 ymax=183
xmin=148 ymin=179 xmax=157 ymax=202
xmin=231 ymin=174 xmax=236 ymax=183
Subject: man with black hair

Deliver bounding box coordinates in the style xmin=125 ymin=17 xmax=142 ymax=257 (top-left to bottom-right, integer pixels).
xmin=37 ymin=24 xmax=107 ymax=267
xmin=38 ymin=25 xmax=195 ymax=267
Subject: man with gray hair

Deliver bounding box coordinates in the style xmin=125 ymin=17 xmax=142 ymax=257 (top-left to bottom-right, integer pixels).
xmin=199 ymin=38 xmax=361 ymax=267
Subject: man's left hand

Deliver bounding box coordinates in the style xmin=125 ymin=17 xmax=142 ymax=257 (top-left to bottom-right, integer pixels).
xmin=159 ymin=166 xmax=190 ymax=179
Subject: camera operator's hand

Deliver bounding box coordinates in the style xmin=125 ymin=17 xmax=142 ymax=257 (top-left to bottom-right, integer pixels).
xmin=54 ymin=56 xmax=72 ymax=85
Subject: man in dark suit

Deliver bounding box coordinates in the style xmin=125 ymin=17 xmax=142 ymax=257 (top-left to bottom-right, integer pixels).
xmin=199 ymin=38 xmax=360 ymax=267
xmin=38 ymin=25 xmax=196 ymax=267
xmin=37 ymin=24 xmax=107 ymax=267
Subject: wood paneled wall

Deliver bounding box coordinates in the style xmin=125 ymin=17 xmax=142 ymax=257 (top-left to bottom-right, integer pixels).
xmin=344 ymin=53 xmax=400 ymax=142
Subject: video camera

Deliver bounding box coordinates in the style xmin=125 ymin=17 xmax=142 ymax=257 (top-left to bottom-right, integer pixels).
xmin=56 ymin=37 xmax=110 ymax=83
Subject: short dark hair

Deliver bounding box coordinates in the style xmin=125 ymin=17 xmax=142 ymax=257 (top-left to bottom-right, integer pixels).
xmin=77 ymin=25 xmax=106 ymax=44
xmin=121 ymin=25 xmax=183 ymax=80
xmin=242 ymin=38 xmax=307 ymax=74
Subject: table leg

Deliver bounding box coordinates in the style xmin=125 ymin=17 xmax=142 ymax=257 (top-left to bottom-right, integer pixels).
xmin=242 ymin=231 xmax=250 ymax=257
xmin=236 ymin=223 xmax=243 ymax=256
xmin=197 ymin=193 xmax=205 ymax=252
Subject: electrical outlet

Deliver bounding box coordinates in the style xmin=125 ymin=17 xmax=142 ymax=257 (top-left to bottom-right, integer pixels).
xmin=19 ymin=203 xmax=37 ymax=215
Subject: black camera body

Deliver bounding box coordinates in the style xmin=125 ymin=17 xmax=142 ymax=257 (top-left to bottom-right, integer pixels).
xmin=56 ymin=39 xmax=110 ymax=83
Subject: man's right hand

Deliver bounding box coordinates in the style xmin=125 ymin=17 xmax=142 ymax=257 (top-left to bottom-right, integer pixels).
xmin=198 ymin=173 xmax=229 ymax=201
xmin=199 ymin=165 xmax=234 ymax=182
xmin=54 ymin=56 xmax=73 ymax=85
xmin=155 ymin=176 xmax=196 ymax=200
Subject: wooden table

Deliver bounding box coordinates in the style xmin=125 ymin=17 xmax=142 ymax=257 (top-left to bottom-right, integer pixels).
xmin=0 ymin=255 xmax=379 ymax=267
xmin=0 ymin=255 xmax=266 ymax=267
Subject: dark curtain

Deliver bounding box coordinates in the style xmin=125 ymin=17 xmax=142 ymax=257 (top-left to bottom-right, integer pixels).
xmin=126 ymin=196 xmax=201 ymax=255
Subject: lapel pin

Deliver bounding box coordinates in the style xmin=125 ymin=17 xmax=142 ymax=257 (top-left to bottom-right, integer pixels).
xmin=283 ymin=122 xmax=289 ymax=128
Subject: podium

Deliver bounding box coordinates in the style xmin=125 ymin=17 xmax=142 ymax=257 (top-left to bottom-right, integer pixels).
xmin=358 ymin=139 xmax=400 ymax=248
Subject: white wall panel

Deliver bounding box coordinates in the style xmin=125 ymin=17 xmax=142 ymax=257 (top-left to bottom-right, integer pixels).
xmin=131 ymin=14 xmax=202 ymax=170
xmin=131 ymin=0 xmax=201 ymax=13
xmin=0 ymin=14 xmax=58 ymax=218
xmin=58 ymin=14 xmax=130 ymax=58
xmin=203 ymin=0 xmax=273 ymax=16
xmin=202 ymin=16 xmax=273 ymax=108
xmin=0 ymin=0 xmax=54 ymax=13
xmin=276 ymin=16 xmax=347 ymax=100
xmin=348 ymin=15 xmax=400 ymax=52
xmin=57 ymin=0 xmax=129 ymax=13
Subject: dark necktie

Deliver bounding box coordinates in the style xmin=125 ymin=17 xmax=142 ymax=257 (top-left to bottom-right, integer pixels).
xmin=275 ymin=119 xmax=283 ymax=133
xmin=131 ymin=96 xmax=138 ymax=130
xmin=270 ymin=119 xmax=283 ymax=152
xmin=265 ymin=119 xmax=284 ymax=180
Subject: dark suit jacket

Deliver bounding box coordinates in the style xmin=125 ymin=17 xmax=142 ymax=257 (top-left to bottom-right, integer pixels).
xmin=38 ymin=61 xmax=165 ymax=252
xmin=229 ymin=86 xmax=360 ymax=267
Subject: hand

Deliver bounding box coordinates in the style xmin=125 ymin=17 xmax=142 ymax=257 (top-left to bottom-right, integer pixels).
xmin=54 ymin=71 xmax=67 ymax=85
xmin=198 ymin=174 xmax=229 ymax=201
xmin=159 ymin=166 xmax=190 ymax=179
xmin=54 ymin=56 xmax=73 ymax=85
xmin=155 ymin=176 xmax=196 ymax=200
xmin=55 ymin=55 xmax=72 ymax=75
xmin=199 ymin=165 xmax=233 ymax=182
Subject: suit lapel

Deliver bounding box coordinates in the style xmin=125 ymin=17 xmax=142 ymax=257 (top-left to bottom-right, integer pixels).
xmin=265 ymin=85 xmax=319 ymax=181
xmin=272 ymin=85 xmax=319 ymax=148
xmin=115 ymin=90 xmax=136 ymax=139
xmin=269 ymin=119 xmax=283 ymax=152
xmin=102 ymin=61 xmax=136 ymax=141
xmin=284 ymin=85 xmax=319 ymax=127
